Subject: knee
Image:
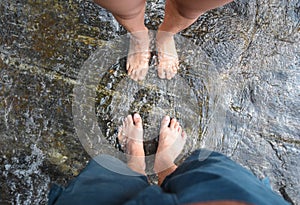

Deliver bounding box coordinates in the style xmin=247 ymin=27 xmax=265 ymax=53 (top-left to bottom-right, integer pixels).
xmin=170 ymin=0 xmax=204 ymax=19
xmin=170 ymin=0 xmax=233 ymax=19
xmin=113 ymin=8 xmax=144 ymax=20
xmin=97 ymin=0 xmax=146 ymax=20
xmin=178 ymin=9 xmax=204 ymax=20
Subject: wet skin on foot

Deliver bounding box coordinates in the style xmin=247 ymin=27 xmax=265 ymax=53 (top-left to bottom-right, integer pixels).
xmin=126 ymin=30 xmax=179 ymax=81
xmin=154 ymin=116 xmax=187 ymax=174
xmin=126 ymin=30 xmax=151 ymax=81
xmin=118 ymin=113 xmax=146 ymax=175
xmin=156 ymin=31 xmax=179 ymax=80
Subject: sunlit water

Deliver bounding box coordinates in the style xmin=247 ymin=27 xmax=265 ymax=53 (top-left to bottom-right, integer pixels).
xmin=0 ymin=0 xmax=299 ymax=204
xmin=72 ymin=32 xmax=226 ymax=174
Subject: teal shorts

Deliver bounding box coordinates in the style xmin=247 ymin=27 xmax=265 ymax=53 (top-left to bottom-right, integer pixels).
xmin=48 ymin=149 xmax=289 ymax=205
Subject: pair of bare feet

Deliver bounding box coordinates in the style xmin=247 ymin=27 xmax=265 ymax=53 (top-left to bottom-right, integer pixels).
xmin=126 ymin=30 xmax=179 ymax=81
xmin=118 ymin=113 xmax=186 ymax=185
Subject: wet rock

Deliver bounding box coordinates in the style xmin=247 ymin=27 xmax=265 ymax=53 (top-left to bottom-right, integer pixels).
xmin=0 ymin=0 xmax=299 ymax=204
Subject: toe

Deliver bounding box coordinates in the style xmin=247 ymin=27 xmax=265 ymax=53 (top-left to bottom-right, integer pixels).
xmin=169 ymin=71 xmax=176 ymax=80
xmin=181 ymin=131 xmax=187 ymax=139
xmin=169 ymin=74 xmax=175 ymax=80
xmin=161 ymin=115 xmax=170 ymax=128
xmin=126 ymin=114 xmax=134 ymax=126
xmin=166 ymin=68 xmax=173 ymax=80
xmin=170 ymin=118 xmax=177 ymax=128
xmin=141 ymin=66 xmax=149 ymax=79
xmin=173 ymin=63 xmax=179 ymax=73
xmin=138 ymin=75 xmax=145 ymax=81
xmin=126 ymin=61 xmax=130 ymax=71
xmin=177 ymin=125 xmax=181 ymax=132
xmin=174 ymin=121 xmax=180 ymax=129
xmin=133 ymin=113 xmax=143 ymax=128
xmin=127 ymin=66 xmax=133 ymax=75
xmin=158 ymin=67 xmax=166 ymax=79
xmin=117 ymin=126 xmax=124 ymax=141
xmin=167 ymin=64 xmax=178 ymax=79
xmin=137 ymin=67 xmax=146 ymax=81
xmin=123 ymin=119 xmax=127 ymax=128
xmin=131 ymin=69 xmax=138 ymax=81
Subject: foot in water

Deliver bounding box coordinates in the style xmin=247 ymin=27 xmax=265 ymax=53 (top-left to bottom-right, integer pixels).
xmin=156 ymin=30 xmax=179 ymax=80
xmin=154 ymin=116 xmax=186 ymax=177
xmin=126 ymin=30 xmax=151 ymax=81
xmin=118 ymin=113 xmax=146 ymax=175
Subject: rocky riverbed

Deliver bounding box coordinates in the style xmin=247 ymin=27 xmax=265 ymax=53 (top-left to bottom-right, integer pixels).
xmin=0 ymin=0 xmax=299 ymax=204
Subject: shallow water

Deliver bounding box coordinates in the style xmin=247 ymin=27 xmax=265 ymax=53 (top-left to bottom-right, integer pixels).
xmin=73 ymin=32 xmax=226 ymax=174
xmin=0 ymin=0 xmax=299 ymax=204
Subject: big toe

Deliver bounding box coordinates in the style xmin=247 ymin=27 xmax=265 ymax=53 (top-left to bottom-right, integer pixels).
xmin=166 ymin=67 xmax=175 ymax=80
xmin=133 ymin=113 xmax=143 ymax=128
xmin=128 ymin=64 xmax=149 ymax=81
xmin=160 ymin=115 xmax=170 ymax=128
xmin=157 ymin=66 xmax=166 ymax=79
xmin=137 ymin=67 xmax=148 ymax=81
xmin=129 ymin=69 xmax=139 ymax=81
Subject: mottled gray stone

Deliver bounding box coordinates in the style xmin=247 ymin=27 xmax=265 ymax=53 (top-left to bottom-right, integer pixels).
xmin=0 ymin=0 xmax=299 ymax=204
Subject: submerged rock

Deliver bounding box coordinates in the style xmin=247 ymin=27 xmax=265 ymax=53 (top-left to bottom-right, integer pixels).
xmin=0 ymin=0 xmax=299 ymax=204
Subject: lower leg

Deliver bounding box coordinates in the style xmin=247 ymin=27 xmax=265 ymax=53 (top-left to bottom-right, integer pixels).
xmin=94 ymin=0 xmax=147 ymax=32
xmin=159 ymin=0 xmax=233 ymax=34
xmin=154 ymin=116 xmax=187 ymax=185
xmin=118 ymin=114 xmax=146 ymax=175
xmin=156 ymin=0 xmax=233 ymax=79
xmin=94 ymin=0 xmax=150 ymax=81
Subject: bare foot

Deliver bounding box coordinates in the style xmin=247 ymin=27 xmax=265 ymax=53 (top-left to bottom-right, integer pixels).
xmin=154 ymin=116 xmax=186 ymax=179
xmin=156 ymin=31 xmax=179 ymax=80
xmin=126 ymin=30 xmax=151 ymax=81
xmin=118 ymin=113 xmax=146 ymax=175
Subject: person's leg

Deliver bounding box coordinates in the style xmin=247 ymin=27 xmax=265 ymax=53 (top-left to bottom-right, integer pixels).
xmin=94 ymin=0 xmax=150 ymax=81
xmin=160 ymin=149 xmax=290 ymax=205
xmin=94 ymin=0 xmax=146 ymax=32
xmin=118 ymin=113 xmax=146 ymax=175
xmin=154 ymin=116 xmax=187 ymax=185
xmin=49 ymin=156 xmax=149 ymax=205
xmin=49 ymin=114 xmax=149 ymax=205
xmin=160 ymin=0 xmax=233 ymax=34
xmin=156 ymin=0 xmax=233 ymax=79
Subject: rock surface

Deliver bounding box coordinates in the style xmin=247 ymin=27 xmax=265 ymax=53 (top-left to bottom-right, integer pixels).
xmin=0 ymin=0 xmax=299 ymax=204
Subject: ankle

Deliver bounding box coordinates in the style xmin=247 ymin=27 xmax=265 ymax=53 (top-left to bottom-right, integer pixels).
xmin=130 ymin=28 xmax=149 ymax=40
xmin=128 ymin=163 xmax=146 ymax=175
xmin=156 ymin=28 xmax=175 ymax=39
xmin=157 ymin=24 xmax=176 ymax=35
xmin=126 ymin=142 xmax=144 ymax=155
xmin=153 ymin=153 xmax=175 ymax=173
xmin=156 ymin=164 xmax=177 ymax=186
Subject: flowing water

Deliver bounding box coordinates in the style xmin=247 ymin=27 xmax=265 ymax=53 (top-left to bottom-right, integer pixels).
xmin=0 ymin=0 xmax=299 ymax=204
